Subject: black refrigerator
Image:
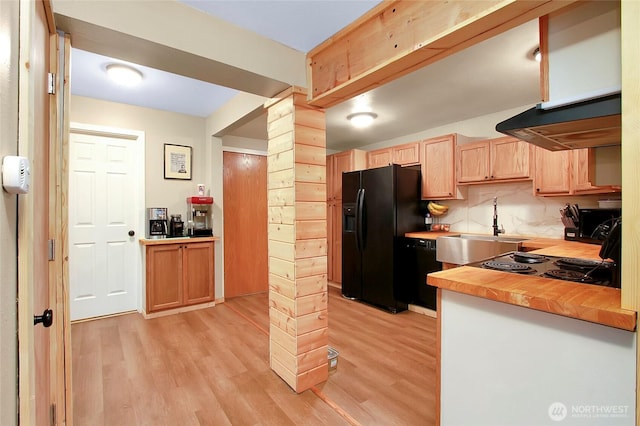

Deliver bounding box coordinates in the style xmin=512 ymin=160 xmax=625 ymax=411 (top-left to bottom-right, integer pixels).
xmin=341 ymin=164 xmax=423 ymax=313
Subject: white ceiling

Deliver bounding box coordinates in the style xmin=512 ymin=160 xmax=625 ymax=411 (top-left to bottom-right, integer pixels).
xmin=69 ymin=1 xmax=541 ymax=151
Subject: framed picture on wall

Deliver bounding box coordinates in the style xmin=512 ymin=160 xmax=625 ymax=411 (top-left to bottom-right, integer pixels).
xmin=164 ymin=144 xmax=192 ymax=180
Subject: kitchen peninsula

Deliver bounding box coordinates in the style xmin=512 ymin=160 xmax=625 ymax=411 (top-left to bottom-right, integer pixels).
xmin=427 ymin=238 xmax=637 ymax=425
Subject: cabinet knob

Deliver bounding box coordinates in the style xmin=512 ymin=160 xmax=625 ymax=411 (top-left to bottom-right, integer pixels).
xmin=490 ymin=175 xmax=494 ymax=179
xmin=128 ymin=230 xmax=135 ymax=237
xmin=536 ymin=188 xmax=540 ymax=192
xmin=485 ymin=176 xmax=489 ymax=179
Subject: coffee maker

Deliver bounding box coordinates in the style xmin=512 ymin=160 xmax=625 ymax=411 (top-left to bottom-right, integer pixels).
xmin=169 ymin=214 xmax=184 ymax=237
xmin=146 ymin=208 xmax=168 ymax=239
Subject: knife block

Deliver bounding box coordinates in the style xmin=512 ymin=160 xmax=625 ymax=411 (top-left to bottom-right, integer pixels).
xmin=564 ymin=227 xmax=578 ymax=241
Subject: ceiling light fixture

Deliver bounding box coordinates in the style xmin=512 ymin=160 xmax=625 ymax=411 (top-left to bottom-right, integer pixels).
xmin=106 ymin=63 xmax=143 ymax=86
xmin=347 ymin=111 xmax=378 ymax=128
xmin=533 ymin=47 xmax=542 ymax=63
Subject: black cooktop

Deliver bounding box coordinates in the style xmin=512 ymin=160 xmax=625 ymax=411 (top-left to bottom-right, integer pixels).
xmin=469 ymin=252 xmax=619 ymax=288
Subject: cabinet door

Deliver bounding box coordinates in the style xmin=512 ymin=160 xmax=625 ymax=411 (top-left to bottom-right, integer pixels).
xmin=326 ymin=155 xmax=335 ymax=202
xmin=392 ymin=142 xmax=420 ymax=165
xmin=490 ymin=137 xmax=531 ymax=180
xmin=422 ymin=136 xmax=456 ymax=199
xmin=457 ymin=142 xmax=490 ymax=183
xmin=534 ymin=147 xmax=571 ymax=195
xmin=146 ymin=244 xmax=183 ymax=312
xmin=183 ymin=242 xmax=215 ymax=306
xmin=367 ymin=148 xmax=392 ymax=169
xmin=332 ymin=151 xmax=350 ymax=200
xmin=572 ymin=148 xmax=596 ymax=193
xmin=572 ymin=148 xmax=620 ymax=194
xmin=332 ymin=150 xmax=365 ymax=200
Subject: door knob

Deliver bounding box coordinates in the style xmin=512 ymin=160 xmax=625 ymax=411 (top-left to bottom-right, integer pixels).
xmin=34 ymin=309 xmax=53 ymax=328
xmin=128 ymin=230 xmax=135 ymax=236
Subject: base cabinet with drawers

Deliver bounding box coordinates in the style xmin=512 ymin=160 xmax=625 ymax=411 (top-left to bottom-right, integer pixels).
xmin=143 ymin=239 xmax=215 ymax=313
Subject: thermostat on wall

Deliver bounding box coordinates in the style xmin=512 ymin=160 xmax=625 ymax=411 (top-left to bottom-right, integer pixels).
xmin=2 ymin=156 xmax=31 ymax=194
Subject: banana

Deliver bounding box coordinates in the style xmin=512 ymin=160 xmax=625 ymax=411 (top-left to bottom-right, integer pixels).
xmin=427 ymin=201 xmax=449 ymax=216
xmin=427 ymin=205 xmax=442 ymax=216
xmin=428 ymin=201 xmax=448 ymax=212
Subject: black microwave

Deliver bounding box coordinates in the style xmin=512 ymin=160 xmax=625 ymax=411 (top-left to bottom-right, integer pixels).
xmin=577 ymin=208 xmax=621 ymax=245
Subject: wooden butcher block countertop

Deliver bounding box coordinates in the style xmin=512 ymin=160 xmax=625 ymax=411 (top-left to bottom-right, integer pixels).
xmin=139 ymin=236 xmax=219 ymax=246
xmin=424 ymin=235 xmax=637 ymax=331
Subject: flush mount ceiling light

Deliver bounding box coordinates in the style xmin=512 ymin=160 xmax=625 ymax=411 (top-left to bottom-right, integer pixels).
xmin=347 ymin=111 xmax=378 ymax=128
xmin=106 ymin=63 xmax=143 ymax=86
xmin=533 ymin=47 xmax=542 ymax=63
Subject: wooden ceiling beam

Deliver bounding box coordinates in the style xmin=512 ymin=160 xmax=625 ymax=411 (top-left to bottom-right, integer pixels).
xmin=306 ymin=0 xmax=579 ymax=109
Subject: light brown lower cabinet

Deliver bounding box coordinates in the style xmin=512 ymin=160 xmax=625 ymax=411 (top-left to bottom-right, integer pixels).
xmin=145 ymin=241 xmax=215 ymax=313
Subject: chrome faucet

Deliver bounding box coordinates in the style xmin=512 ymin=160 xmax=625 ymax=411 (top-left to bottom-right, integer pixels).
xmin=492 ymin=197 xmax=505 ymax=237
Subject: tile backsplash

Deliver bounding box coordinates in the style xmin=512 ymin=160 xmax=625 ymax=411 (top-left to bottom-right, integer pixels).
xmin=432 ymin=182 xmax=604 ymax=238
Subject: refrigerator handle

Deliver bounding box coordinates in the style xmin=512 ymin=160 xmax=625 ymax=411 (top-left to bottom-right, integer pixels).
xmin=356 ymin=188 xmax=365 ymax=251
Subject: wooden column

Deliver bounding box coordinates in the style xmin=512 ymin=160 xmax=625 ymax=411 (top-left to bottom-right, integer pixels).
xmin=266 ymin=87 xmax=328 ymax=392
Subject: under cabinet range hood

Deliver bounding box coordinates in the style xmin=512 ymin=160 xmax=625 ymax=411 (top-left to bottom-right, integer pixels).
xmin=495 ymin=93 xmax=621 ymax=151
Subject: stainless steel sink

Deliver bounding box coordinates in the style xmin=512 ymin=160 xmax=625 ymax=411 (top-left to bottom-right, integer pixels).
xmin=457 ymin=234 xmax=529 ymax=243
xmin=436 ymin=234 xmax=529 ymax=265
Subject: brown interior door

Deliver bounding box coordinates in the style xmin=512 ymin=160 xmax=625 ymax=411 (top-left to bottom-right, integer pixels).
xmin=223 ymin=151 xmax=268 ymax=298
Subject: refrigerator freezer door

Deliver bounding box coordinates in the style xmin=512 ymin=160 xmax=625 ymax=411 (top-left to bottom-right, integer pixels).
xmin=341 ymin=170 xmax=363 ymax=299
xmin=342 ymin=202 xmax=361 ymax=299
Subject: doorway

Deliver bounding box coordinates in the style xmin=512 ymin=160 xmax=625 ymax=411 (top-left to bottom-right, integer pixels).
xmin=68 ymin=124 xmax=145 ymax=320
xmin=223 ymin=150 xmax=268 ymax=298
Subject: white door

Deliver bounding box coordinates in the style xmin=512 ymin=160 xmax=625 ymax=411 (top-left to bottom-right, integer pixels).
xmin=69 ymin=128 xmax=141 ymax=320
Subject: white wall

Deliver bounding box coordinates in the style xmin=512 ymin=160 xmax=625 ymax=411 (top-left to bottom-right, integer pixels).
xmin=548 ymin=0 xmax=621 ymax=102
xmin=222 ymin=135 xmax=268 ymax=153
xmin=71 ymin=96 xmax=208 ymax=219
xmin=440 ymin=290 xmax=636 ymax=426
xmin=357 ymin=105 xmax=528 ymax=152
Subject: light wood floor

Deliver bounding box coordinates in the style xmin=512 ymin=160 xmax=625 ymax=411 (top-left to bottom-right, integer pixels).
xmin=72 ymin=286 xmax=437 ymax=425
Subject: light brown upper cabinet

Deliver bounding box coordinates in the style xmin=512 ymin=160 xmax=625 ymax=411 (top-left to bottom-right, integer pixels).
xmin=392 ymin=142 xmax=420 ymax=166
xmin=457 ymin=136 xmax=532 ymax=184
xmin=326 ymin=149 xmax=366 ymax=283
xmin=366 ymin=148 xmax=392 ymax=169
xmin=327 ymin=149 xmax=367 ymax=202
xmin=571 ymin=148 xmax=620 ymax=195
xmin=421 ymin=134 xmax=459 ymax=200
xmin=367 ymin=142 xmax=420 ymax=169
xmin=534 ymin=147 xmax=621 ymax=196
xmin=533 ymin=147 xmax=571 ymax=195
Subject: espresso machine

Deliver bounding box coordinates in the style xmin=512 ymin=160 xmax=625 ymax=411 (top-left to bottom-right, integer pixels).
xmin=146 ymin=207 xmax=168 ymax=239
xmin=186 ymin=196 xmax=214 ymax=236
